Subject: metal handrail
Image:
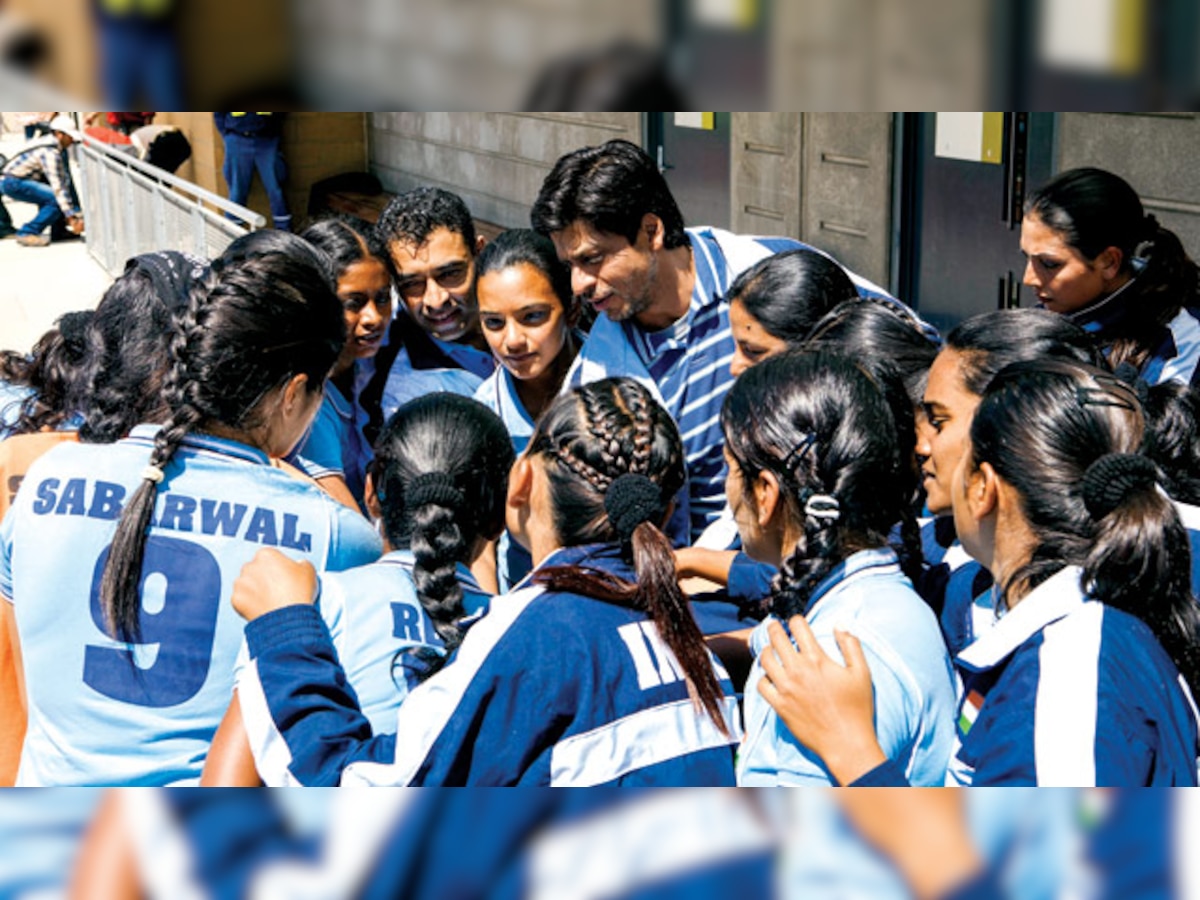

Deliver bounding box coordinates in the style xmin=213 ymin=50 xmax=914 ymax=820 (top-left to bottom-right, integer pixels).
xmin=80 ymin=134 xmax=266 ymax=228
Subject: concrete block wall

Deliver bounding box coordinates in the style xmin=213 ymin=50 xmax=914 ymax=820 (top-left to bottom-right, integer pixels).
xmin=1057 ymin=113 xmax=1200 ymax=261
xmin=368 ymin=113 xmax=642 ymax=228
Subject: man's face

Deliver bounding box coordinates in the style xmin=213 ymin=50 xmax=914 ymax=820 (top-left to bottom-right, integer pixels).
xmin=550 ymin=218 xmax=660 ymax=324
xmin=387 ymin=226 xmax=478 ymax=342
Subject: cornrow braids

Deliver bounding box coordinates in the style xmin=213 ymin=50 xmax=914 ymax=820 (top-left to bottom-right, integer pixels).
xmin=530 ymin=378 xmax=731 ymax=736
xmin=99 ymin=250 xmax=344 ymax=643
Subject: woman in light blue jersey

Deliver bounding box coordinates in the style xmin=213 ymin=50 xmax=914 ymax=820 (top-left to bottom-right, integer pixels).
xmin=473 ymin=228 xmax=582 ymax=591
xmin=723 ymin=350 xmax=956 ymax=786
xmin=203 ymin=391 xmax=513 ymax=785
xmin=0 ymin=248 xmax=381 ymax=786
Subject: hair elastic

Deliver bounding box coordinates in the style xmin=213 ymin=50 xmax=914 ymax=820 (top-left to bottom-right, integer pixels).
xmin=803 ymin=493 xmax=841 ymax=523
xmin=141 ymin=465 xmax=165 ymax=485
xmin=604 ymin=473 xmax=664 ymax=543
xmin=405 ymin=472 xmax=464 ymax=511
xmin=1081 ymin=453 xmax=1158 ymax=520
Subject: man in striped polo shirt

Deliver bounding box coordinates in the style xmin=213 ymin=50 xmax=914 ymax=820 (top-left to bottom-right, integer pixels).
xmin=531 ymin=139 xmax=890 ymax=546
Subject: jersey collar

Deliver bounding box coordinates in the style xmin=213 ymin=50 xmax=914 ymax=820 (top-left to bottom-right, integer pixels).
xmin=956 ymin=565 xmax=1087 ymax=672
xmin=125 ymin=423 xmax=271 ymax=466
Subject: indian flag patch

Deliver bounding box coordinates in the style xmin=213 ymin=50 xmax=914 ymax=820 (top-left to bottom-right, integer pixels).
xmin=958 ymin=690 xmax=985 ymax=735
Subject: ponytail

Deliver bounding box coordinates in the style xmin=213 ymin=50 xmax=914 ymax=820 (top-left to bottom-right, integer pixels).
xmin=407 ymin=473 xmax=470 ymax=653
xmin=970 ymin=360 xmax=1200 ymax=696
xmin=1108 ymin=215 xmax=1200 ymax=373
xmin=372 ymin=394 xmax=514 ymax=670
xmin=1080 ymin=453 xmax=1200 ymax=695
xmin=99 ymin=291 xmax=207 ymax=641
xmin=531 ymin=379 xmax=731 ymax=736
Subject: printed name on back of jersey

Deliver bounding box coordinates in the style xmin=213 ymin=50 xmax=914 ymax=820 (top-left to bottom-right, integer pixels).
xmin=29 ymin=477 xmax=314 ymax=551
xmin=618 ymin=621 xmax=730 ymax=690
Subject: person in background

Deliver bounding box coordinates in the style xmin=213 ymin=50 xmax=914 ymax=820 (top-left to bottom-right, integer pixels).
xmin=0 ymin=115 xmax=84 ymax=247
xmin=1021 ymin=167 xmax=1200 ymax=386
xmin=214 ymin=112 xmax=291 ymax=232
xmin=92 ymin=0 xmax=184 ymax=109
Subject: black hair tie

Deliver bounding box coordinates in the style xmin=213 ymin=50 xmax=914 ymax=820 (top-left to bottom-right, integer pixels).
xmin=1082 ymin=453 xmax=1158 ymax=520
xmin=406 ymin=472 xmax=464 ymax=511
xmin=604 ymin=473 xmax=665 ymax=543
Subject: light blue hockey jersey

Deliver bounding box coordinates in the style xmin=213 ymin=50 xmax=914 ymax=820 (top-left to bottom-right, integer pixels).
xmin=0 ymin=425 xmax=381 ymax=786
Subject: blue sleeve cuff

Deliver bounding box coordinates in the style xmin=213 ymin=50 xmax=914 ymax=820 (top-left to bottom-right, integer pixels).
xmin=245 ymin=604 xmax=332 ymax=660
xmin=847 ymin=758 xmax=911 ymax=787
xmin=727 ymin=553 xmax=776 ymax=602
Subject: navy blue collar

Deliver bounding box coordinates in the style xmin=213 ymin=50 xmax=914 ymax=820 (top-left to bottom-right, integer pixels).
xmin=1061 ymin=272 xmax=1140 ymax=337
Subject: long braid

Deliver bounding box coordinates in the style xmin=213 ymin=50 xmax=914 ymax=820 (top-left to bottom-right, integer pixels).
xmin=770 ymin=441 xmax=843 ymax=619
xmin=98 ymin=281 xmax=210 ymax=641
xmin=409 ymin=497 xmax=468 ymax=652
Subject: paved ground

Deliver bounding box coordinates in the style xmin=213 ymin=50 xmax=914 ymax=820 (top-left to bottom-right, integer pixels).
xmin=1 ymin=130 xmax=113 ymax=355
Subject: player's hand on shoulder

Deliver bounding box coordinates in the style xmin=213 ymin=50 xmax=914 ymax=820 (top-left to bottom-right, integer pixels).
xmin=232 ymin=548 xmax=318 ymax=622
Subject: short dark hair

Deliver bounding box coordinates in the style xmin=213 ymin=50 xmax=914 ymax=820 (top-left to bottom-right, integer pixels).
xmin=375 ymin=187 xmax=477 ymax=260
xmin=531 ymin=139 xmax=688 ymax=249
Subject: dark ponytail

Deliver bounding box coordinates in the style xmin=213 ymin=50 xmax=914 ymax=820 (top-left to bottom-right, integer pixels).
xmin=722 ymin=350 xmax=913 ymax=622
xmin=528 ymin=378 xmax=730 ymax=736
xmin=372 ymin=393 xmax=514 ymax=656
xmin=1140 ymin=379 xmax=1200 ymax=506
xmin=99 ymin=251 xmax=344 ymax=641
xmin=969 ymin=359 xmax=1200 ymax=695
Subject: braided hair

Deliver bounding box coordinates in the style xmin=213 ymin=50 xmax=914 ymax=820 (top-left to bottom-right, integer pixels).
xmin=79 ymin=252 xmax=210 ymax=444
xmin=371 ymin=393 xmax=514 ymax=658
xmin=969 ymin=358 xmax=1200 ymax=695
xmin=722 ymin=350 xmax=912 ymax=620
xmin=99 ymin=251 xmax=344 ymax=642
xmin=527 ymin=377 xmax=730 ymax=736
